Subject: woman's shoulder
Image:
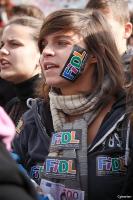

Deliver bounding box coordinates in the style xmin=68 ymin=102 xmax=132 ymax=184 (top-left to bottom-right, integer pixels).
xmin=23 ymin=98 xmax=46 ymax=122
xmin=5 ymin=97 xmax=20 ymax=112
xmin=16 ymin=98 xmax=51 ymax=135
xmin=26 ymin=97 xmax=53 ymax=136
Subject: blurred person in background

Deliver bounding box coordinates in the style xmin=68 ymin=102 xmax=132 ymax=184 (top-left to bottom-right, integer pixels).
xmin=86 ymin=0 xmax=133 ymax=83
xmin=0 ymin=106 xmax=38 ymax=200
xmin=0 ymin=0 xmax=16 ymax=107
xmin=127 ymin=10 xmax=133 ymax=49
xmin=0 ymin=16 xmax=43 ymax=127
xmin=11 ymin=4 xmax=44 ymax=20
xmin=129 ymin=10 xmax=133 ymax=31
xmin=0 ymin=3 xmax=45 ymax=108
xmin=0 ymin=0 xmax=13 ymax=27
xmin=0 ymin=27 xmax=16 ymax=107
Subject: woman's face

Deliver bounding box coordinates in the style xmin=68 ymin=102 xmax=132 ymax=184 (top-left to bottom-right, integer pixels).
xmin=40 ymin=31 xmax=94 ymax=95
xmin=0 ymin=24 xmax=40 ymax=83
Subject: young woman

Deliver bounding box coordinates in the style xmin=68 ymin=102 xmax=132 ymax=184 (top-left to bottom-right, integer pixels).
xmin=0 ymin=16 xmax=43 ymax=127
xmin=13 ymin=9 xmax=132 ymax=200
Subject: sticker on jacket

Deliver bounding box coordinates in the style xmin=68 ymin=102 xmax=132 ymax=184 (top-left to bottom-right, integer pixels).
xmin=40 ymin=178 xmax=85 ymax=200
xmin=50 ymin=129 xmax=81 ymax=151
xmin=30 ymin=164 xmax=44 ymax=181
xmin=44 ymin=157 xmax=77 ymax=179
xmin=60 ymin=45 xmax=89 ymax=81
xmin=96 ymin=156 xmax=127 ymax=176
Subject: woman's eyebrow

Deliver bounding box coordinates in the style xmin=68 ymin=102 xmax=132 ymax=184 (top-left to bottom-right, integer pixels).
xmin=53 ymin=35 xmax=74 ymax=41
xmin=7 ymin=38 xmax=19 ymax=41
xmin=7 ymin=38 xmax=24 ymax=44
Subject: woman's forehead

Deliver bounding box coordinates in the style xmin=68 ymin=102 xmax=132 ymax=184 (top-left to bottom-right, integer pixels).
xmin=2 ymin=24 xmax=35 ymax=41
xmin=43 ymin=31 xmax=82 ymax=41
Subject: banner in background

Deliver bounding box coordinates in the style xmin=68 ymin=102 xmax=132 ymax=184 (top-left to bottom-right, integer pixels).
xmin=11 ymin=0 xmax=133 ymax=16
xmin=12 ymin=0 xmax=88 ymax=15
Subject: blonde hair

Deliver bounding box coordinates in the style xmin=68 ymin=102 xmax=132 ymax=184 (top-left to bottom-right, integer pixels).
xmin=5 ymin=16 xmax=43 ymax=42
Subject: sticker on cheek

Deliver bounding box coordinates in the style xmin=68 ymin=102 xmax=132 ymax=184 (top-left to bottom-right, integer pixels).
xmin=60 ymin=45 xmax=89 ymax=81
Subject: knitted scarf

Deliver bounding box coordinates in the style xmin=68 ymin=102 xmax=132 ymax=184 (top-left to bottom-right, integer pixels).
xmin=48 ymin=90 xmax=107 ymax=199
xmin=49 ymin=89 xmax=105 ymax=131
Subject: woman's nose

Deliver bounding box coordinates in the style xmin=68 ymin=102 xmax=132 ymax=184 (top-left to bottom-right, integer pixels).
xmin=0 ymin=46 xmax=10 ymax=55
xmin=42 ymin=45 xmax=55 ymax=57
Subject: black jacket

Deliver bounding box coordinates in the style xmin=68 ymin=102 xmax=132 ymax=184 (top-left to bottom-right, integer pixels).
xmin=5 ymin=75 xmax=41 ymax=127
xmin=0 ymin=78 xmax=16 ymax=107
xmin=13 ymin=99 xmax=53 ymax=176
xmin=0 ymin=141 xmax=38 ymax=200
xmin=87 ymin=93 xmax=133 ymax=199
xmin=13 ymin=94 xmax=133 ymax=199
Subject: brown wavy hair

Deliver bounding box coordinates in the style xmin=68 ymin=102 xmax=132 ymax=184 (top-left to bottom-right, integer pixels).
xmin=38 ymin=9 xmax=124 ymax=102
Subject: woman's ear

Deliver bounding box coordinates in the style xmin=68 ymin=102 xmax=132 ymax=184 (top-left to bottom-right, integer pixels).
xmin=89 ymin=56 xmax=97 ymax=64
xmin=124 ymin=22 xmax=132 ymax=39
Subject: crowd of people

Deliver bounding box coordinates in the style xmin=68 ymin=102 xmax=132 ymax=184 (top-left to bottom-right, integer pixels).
xmin=0 ymin=0 xmax=133 ymax=200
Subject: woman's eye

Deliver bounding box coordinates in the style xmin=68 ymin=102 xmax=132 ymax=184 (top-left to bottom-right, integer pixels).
xmin=40 ymin=41 xmax=46 ymax=52
xmin=11 ymin=42 xmax=20 ymax=46
xmin=8 ymin=40 xmax=21 ymax=47
xmin=41 ymin=41 xmax=46 ymax=48
xmin=57 ymin=40 xmax=69 ymax=46
xmin=0 ymin=42 xmax=4 ymax=49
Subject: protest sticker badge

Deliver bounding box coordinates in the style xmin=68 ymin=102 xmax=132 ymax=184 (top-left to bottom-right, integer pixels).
xmin=44 ymin=157 xmax=77 ymax=179
xmin=60 ymin=45 xmax=89 ymax=81
xmin=50 ymin=129 xmax=81 ymax=151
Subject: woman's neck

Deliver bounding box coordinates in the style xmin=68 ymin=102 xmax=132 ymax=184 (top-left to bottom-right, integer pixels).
xmin=87 ymin=98 xmax=115 ymax=144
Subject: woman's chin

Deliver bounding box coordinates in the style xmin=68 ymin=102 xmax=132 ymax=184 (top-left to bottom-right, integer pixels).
xmin=46 ymin=79 xmax=70 ymax=89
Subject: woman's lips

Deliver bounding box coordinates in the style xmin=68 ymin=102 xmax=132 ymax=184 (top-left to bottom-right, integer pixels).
xmin=43 ymin=62 xmax=59 ymax=70
xmin=0 ymin=58 xmax=11 ymax=69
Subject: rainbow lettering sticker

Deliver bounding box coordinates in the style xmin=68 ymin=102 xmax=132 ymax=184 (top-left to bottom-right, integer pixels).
xmin=50 ymin=129 xmax=81 ymax=151
xmin=30 ymin=164 xmax=44 ymax=181
xmin=60 ymin=45 xmax=89 ymax=81
xmin=44 ymin=157 xmax=77 ymax=179
xmin=96 ymin=156 xmax=127 ymax=176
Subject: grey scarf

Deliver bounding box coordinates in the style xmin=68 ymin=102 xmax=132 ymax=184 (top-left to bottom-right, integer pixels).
xmin=49 ymin=90 xmax=104 ymax=131
xmin=46 ymin=90 xmax=107 ymax=199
